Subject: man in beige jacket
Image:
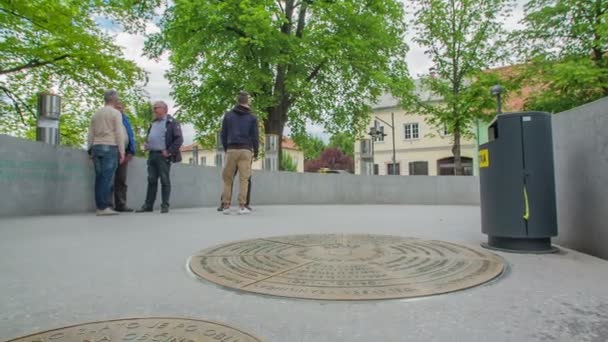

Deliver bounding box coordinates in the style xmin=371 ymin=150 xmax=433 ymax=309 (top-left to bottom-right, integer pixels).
xmin=87 ymin=90 xmax=126 ymax=216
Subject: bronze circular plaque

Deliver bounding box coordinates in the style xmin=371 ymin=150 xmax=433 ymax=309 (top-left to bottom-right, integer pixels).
xmin=6 ymin=318 xmax=262 ymax=342
xmin=189 ymin=234 xmax=505 ymax=300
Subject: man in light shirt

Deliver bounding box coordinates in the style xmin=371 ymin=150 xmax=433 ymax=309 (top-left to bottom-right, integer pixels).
xmin=87 ymin=90 xmax=125 ymax=216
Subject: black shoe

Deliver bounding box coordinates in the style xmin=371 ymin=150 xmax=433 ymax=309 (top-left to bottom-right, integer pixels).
xmin=115 ymin=206 xmax=134 ymax=213
xmin=136 ymin=206 xmax=153 ymax=213
xmin=161 ymin=207 xmax=169 ymax=214
xmin=217 ymin=205 xmax=224 ymax=212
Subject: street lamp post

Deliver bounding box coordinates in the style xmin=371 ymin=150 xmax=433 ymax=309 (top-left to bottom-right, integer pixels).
xmin=369 ymin=112 xmax=397 ymax=175
xmin=491 ymin=85 xmax=505 ymax=114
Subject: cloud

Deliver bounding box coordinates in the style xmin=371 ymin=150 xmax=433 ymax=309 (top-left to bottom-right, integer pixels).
xmin=112 ymin=23 xmax=196 ymax=144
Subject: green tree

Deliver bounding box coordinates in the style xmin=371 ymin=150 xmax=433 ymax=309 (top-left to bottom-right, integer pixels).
xmin=410 ymin=0 xmax=515 ymax=175
xmin=280 ymin=151 xmax=298 ymax=172
xmin=125 ymin=100 xmax=154 ymax=157
xmin=513 ymin=0 xmax=608 ymax=113
xmin=0 ymin=0 xmax=159 ymax=146
xmin=292 ymin=133 xmax=326 ymax=161
xmin=329 ymin=132 xmax=354 ymax=157
xmin=145 ymin=0 xmax=412 ymax=163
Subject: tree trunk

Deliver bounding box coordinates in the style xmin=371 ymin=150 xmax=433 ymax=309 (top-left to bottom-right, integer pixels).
xmin=452 ymin=125 xmax=463 ymax=176
xmin=264 ymin=105 xmax=288 ymax=167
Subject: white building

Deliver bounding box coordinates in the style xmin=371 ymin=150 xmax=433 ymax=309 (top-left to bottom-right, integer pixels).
xmin=354 ymin=90 xmax=477 ymax=176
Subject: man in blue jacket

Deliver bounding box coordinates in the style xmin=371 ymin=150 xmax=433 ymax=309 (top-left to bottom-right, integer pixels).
xmin=113 ymin=101 xmax=136 ymax=212
xmin=220 ymin=91 xmax=259 ymax=215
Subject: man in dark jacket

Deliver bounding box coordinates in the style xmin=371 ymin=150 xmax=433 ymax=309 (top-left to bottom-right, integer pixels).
xmin=136 ymin=101 xmax=183 ymax=214
xmin=112 ymin=101 xmax=136 ymax=212
xmin=220 ymin=91 xmax=259 ymax=215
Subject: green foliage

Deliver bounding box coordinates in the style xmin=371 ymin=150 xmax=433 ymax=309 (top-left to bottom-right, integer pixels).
xmin=329 ymin=132 xmax=354 ymax=157
xmin=126 ymin=101 xmax=154 ymax=157
xmin=145 ymin=0 xmax=413 ymax=141
xmin=410 ymin=0 xmax=515 ymax=174
xmin=512 ymin=0 xmax=608 ymax=112
xmin=292 ymin=133 xmax=326 ymax=161
xmin=279 ymin=151 xmax=298 ymax=172
xmin=0 ymin=0 xmax=158 ymax=146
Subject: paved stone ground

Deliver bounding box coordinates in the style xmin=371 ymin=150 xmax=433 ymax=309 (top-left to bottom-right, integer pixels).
xmin=1 ymin=205 xmax=607 ymax=342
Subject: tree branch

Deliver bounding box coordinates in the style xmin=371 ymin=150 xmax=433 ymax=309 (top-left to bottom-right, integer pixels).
xmin=225 ymin=26 xmax=248 ymax=38
xmin=281 ymin=0 xmax=295 ymax=35
xmin=0 ymin=85 xmax=34 ymax=125
xmin=276 ymin=0 xmax=285 ymax=13
xmin=295 ymin=0 xmax=309 ymax=38
xmin=0 ymin=54 xmax=70 ymax=75
xmin=306 ymin=61 xmax=325 ymax=82
xmin=0 ymin=7 xmax=51 ymax=32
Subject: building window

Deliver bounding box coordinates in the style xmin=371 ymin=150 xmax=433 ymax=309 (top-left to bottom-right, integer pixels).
xmin=387 ymin=163 xmax=401 ymax=175
xmin=373 ymin=164 xmax=379 ymax=175
xmin=409 ymin=161 xmax=429 ymax=175
xmin=200 ymin=157 xmax=207 ymax=166
xmin=404 ymin=123 xmax=419 ymax=140
xmin=437 ymin=157 xmax=473 ymax=176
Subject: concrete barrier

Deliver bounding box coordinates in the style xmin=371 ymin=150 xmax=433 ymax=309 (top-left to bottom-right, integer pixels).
xmin=1 ymin=94 xmax=607 ymax=261
xmin=553 ymin=97 xmax=608 ymax=260
xmin=0 ymin=134 xmax=480 ymax=217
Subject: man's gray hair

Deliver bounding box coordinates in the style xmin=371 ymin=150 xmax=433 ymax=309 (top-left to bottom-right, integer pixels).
xmin=104 ymin=89 xmax=119 ymax=104
xmin=153 ymin=101 xmax=168 ymax=110
xmin=237 ymin=91 xmax=250 ymax=105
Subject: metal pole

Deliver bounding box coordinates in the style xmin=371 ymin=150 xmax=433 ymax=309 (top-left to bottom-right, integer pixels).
xmin=497 ymin=93 xmax=502 ymax=114
xmin=215 ymin=131 xmax=224 ymax=168
xmin=370 ymin=130 xmax=375 ymax=175
xmin=391 ymin=112 xmax=396 ymax=175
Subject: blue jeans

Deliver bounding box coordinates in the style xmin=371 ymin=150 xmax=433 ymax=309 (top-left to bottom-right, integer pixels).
xmin=92 ymin=145 xmax=118 ymax=210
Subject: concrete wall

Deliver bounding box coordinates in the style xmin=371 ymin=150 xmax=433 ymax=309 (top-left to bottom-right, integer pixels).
xmin=553 ymin=97 xmax=608 ymax=260
xmin=0 ymin=134 xmax=480 ymax=217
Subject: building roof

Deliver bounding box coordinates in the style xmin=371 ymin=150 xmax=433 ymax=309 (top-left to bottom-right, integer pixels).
xmin=281 ymin=137 xmax=300 ymax=151
xmin=372 ymin=79 xmax=443 ymax=110
xmin=180 ymin=136 xmax=301 ymax=152
xmin=180 ymin=143 xmax=202 ymax=152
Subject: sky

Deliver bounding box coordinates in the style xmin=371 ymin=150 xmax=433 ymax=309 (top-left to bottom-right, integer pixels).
xmin=110 ymin=0 xmax=526 ymax=145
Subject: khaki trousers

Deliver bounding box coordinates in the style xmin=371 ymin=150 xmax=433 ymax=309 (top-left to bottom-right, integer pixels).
xmin=222 ymin=149 xmax=253 ymax=206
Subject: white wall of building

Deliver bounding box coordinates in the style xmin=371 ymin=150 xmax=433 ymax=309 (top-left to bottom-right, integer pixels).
xmin=355 ymin=106 xmax=478 ymax=176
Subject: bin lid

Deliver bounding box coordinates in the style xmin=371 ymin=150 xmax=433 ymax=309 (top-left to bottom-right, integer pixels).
xmin=497 ymin=111 xmax=551 ymax=119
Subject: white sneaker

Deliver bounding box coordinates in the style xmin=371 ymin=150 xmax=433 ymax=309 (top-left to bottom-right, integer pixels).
xmin=97 ymin=208 xmax=119 ymax=216
xmin=238 ymin=207 xmax=251 ymax=215
xmin=222 ymin=207 xmax=231 ymax=215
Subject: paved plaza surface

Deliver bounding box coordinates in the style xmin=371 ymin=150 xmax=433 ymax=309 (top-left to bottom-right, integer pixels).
xmin=1 ymin=205 xmax=607 ymax=342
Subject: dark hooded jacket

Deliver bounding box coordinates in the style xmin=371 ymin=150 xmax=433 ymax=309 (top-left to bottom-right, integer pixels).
xmin=220 ymin=105 xmax=259 ymax=156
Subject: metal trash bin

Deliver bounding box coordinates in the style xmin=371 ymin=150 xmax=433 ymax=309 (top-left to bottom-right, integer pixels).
xmin=479 ymin=112 xmax=558 ymax=253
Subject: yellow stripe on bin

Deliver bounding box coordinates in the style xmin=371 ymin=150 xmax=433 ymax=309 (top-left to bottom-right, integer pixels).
xmin=479 ymin=149 xmax=489 ymax=168
xmin=523 ymin=186 xmax=530 ymax=221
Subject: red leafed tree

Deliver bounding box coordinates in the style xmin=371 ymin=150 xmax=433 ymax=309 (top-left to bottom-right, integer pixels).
xmin=305 ymin=148 xmax=354 ymax=173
